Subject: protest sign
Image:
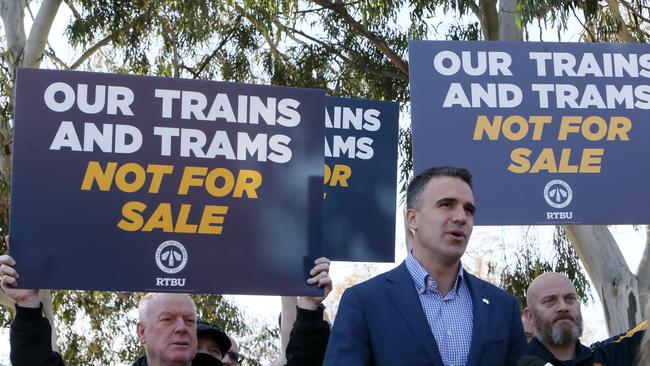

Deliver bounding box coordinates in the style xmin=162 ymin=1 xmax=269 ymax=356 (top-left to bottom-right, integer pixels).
xmin=10 ymin=68 xmax=325 ymax=295
xmin=409 ymin=41 xmax=650 ymax=224
xmin=323 ymin=97 xmax=399 ymax=262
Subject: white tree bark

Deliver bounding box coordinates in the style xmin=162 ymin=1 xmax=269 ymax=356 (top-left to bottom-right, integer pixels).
xmin=498 ymin=0 xmax=522 ymax=41
xmin=564 ymin=225 xmax=643 ymax=335
xmin=637 ymin=226 xmax=650 ymax=308
xmin=0 ymin=0 xmax=26 ymax=71
xmin=23 ymin=0 xmax=62 ymax=68
xmin=0 ymin=0 xmax=26 ymax=193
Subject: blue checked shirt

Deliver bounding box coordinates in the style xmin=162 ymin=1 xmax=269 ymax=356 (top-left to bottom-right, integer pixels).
xmin=406 ymin=251 xmax=473 ymax=366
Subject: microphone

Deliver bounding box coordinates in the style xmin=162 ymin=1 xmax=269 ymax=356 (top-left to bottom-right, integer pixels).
xmin=517 ymin=355 xmax=554 ymax=366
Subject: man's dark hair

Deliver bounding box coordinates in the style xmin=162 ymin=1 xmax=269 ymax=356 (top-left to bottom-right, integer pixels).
xmin=406 ymin=166 xmax=473 ymax=209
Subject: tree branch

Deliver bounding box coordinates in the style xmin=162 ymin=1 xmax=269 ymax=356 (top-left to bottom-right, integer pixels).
xmin=62 ymin=0 xmax=81 ymax=21
xmin=23 ymin=0 xmax=62 ymax=67
xmin=69 ymin=33 xmax=112 ymax=70
xmin=231 ymin=3 xmax=289 ymax=67
xmin=619 ymin=0 xmax=650 ymax=26
xmin=309 ymin=0 xmax=408 ymax=78
xmin=571 ymin=6 xmax=597 ymax=42
xmin=190 ymin=18 xmax=241 ymax=79
xmin=467 ymin=0 xmax=481 ymax=19
xmin=607 ymin=0 xmax=636 ymax=43
xmin=275 ymin=20 xmax=407 ymax=81
xmin=69 ymin=1 xmax=159 ymax=70
xmin=0 ymin=0 xmax=27 ymax=71
xmin=479 ymin=0 xmax=499 ymax=40
xmin=45 ymin=48 xmax=69 ymax=69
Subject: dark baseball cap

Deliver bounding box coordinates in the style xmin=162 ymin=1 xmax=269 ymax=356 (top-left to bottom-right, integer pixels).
xmin=197 ymin=321 xmax=231 ymax=355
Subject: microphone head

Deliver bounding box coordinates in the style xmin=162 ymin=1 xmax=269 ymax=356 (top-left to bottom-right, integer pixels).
xmin=517 ymin=355 xmax=553 ymax=366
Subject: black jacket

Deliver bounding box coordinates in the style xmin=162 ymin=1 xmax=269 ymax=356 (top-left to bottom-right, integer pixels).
xmin=285 ymin=305 xmax=331 ymax=366
xmin=591 ymin=320 xmax=646 ymax=366
xmin=10 ymin=304 xmax=65 ymax=366
xmin=526 ymin=321 xmax=647 ymax=366
xmin=526 ymin=337 xmax=593 ymax=366
xmin=131 ymin=354 xmax=223 ymax=366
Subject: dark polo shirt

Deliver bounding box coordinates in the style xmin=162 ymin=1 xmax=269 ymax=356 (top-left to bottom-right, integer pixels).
xmin=527 ymin=337 xmax=594 ymax=366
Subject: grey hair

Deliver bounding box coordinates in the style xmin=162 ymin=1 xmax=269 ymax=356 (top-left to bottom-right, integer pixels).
xmin=137 ymin=293 xmax=196 ymax=323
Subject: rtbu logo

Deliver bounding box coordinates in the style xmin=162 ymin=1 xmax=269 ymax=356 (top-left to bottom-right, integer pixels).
xmin=155 ymin=240 xmax=188 ymax=274
xmin=543 ymin=180 xmax=572 ymax=209
xmin=544 ymin=179 xmax=574 ymax=220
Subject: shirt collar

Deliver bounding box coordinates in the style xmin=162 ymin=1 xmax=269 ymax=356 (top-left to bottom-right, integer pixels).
xmin=405 ymin=250 xmax=465 ymax=295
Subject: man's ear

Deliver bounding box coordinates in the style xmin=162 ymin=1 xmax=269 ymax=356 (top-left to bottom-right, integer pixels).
xmin=405 ymin=208 xmax=418 ymax=233
xmin=137 ymin=321 xmax=146 ymax=343
xmin=524 ymin=307 xmax=535 ymax=325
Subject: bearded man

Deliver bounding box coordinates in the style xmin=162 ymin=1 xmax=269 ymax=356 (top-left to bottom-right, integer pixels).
xmin=524 ymin=272 xmax=587 ymax=365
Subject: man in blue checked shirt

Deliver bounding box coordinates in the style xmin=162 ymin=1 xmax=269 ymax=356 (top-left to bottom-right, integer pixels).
xmin=324 ymin=166 xmax=527 ymax=366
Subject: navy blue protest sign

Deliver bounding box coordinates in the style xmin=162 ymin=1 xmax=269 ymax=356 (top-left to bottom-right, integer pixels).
xmin=11 ymin=68 xmax=325 ymax=295
xmin=409 ymin=41 xmax=650 ymax=225
xmin=323 ymin=97 xmax=399 ymax=262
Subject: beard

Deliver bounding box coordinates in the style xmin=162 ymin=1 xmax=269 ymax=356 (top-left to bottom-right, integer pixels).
xmin=535 ymin=312 xmax=583 ymax=346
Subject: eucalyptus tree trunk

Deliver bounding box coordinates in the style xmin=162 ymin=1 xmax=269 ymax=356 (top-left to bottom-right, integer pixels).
xmin=498 ymin=0 xmax=522 ymax=41
xmin=0 ymin=0 xmax=62 ymax=352
xmin=565 ymin=225 xmax=645 ymax=335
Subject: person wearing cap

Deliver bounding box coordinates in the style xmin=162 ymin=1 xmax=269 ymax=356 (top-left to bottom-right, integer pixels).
xmin=197 ymin=321 xmax=231 ymax=360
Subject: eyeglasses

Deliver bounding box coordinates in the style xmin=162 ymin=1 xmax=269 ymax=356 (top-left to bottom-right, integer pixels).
xmin=227 ymin=351 xmax=245 ymax=364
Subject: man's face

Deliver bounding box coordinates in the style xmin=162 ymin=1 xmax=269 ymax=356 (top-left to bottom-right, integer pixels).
xmin=137 ymin=294 xmax=197 ymax=365
xmin=528 ymin=276 xmax=583 ymax=347
xmin=407 ymin=176 xmax=475 ymax=264
xmin=198 ymin=335 xmax=223 ymax=359
xmin=221 ymin=337 xmax=241 ymax=366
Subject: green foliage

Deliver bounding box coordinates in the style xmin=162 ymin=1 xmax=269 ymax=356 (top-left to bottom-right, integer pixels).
xmin=496 ymin=226 xmax=592 ymax=311
xmin=53 ymin=291 xmax=142 ymax=365
xmin=446 ymin=22 xmax=481 ymax=41
xmin=519 ymin=0 xmax=650 ymax=43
